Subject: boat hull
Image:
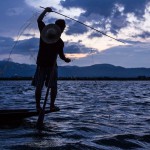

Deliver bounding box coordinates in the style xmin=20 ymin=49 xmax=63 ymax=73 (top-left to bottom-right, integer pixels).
xmin=0 ymin=109 xmax=51 ymax=126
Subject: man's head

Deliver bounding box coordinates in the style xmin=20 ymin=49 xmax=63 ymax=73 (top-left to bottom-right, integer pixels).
xmin=55 ymin=19 xmax=66 ymax=33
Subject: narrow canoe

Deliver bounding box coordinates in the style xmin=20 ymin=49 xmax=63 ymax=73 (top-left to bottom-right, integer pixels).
xmin=0 ymin=109 xmax=52 ymax=125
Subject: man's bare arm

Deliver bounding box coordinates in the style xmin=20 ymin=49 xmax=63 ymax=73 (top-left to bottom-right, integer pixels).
xmin=59 ymin=51 xmax=71 ymax=63
xmin=37 ymin=7 xmax=52 ymax=22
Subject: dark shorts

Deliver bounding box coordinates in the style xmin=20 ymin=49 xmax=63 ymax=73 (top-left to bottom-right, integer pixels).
xmin=32 ymin=66 xmax=58 ymax=89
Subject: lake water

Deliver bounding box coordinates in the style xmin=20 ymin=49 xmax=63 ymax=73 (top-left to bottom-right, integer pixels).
xmin=0 ymin=80 xmax=150 ymax=150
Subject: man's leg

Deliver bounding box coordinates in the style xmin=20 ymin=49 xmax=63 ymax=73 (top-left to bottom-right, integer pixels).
xmin=35 ymin=86 xmax=42 ymax=111
xmin=50 ymin=87 xmax=57 ymax=109
xmin=34 ymin=66 xmax=45 ymax=112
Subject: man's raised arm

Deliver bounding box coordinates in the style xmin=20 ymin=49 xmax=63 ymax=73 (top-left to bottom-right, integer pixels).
xmin=37 ymin=7 xmax=52 ymax=22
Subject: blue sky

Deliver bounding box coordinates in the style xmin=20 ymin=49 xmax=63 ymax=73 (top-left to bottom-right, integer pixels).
xmin=0 ymin=0 xmax=150 ymax=67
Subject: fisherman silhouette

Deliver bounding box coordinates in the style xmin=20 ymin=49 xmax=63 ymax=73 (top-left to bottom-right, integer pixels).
xmin=32 ymin=7 xmax=71 ymax=112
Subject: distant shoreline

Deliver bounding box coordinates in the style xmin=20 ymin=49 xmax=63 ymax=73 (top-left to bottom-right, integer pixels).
xmin=0 ymin=77 xmax=150 ymax=81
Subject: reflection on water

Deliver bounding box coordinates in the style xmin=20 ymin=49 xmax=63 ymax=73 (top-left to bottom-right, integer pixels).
xmin=0 ymin=80 xmax=150 ymax=149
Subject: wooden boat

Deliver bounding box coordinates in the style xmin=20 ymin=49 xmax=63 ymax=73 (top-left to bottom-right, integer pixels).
xmin=0 ymin=109 xmax=52 ymax=126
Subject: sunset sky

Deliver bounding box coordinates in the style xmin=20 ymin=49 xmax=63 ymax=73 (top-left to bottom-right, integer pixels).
xmin=0 ymin=0 xmax=150 ymax=67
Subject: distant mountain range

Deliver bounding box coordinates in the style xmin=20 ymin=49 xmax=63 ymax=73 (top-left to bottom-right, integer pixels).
xmin=0 ymin=61 xmax=150 ymax=78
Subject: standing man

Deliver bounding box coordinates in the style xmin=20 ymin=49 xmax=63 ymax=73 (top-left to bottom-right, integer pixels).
xmin=32 ymin=7 xmax=71 ymax=112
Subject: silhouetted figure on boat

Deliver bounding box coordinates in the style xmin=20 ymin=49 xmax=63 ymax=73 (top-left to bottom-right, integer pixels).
xmin=32 ymin=7 xmax=71 ymax=112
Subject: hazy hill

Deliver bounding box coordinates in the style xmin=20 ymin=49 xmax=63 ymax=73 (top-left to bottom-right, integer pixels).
xmin=0 ymin=61 xmax=150 ymax=78
xmin=0 ymin=61 xmax=35 ymax=77
xmin=58 ymin=64 xmax=150 ymax=78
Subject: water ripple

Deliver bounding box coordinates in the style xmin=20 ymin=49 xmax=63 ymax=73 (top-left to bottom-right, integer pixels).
xmin=0 ymin=80 xmax=150 ymax=149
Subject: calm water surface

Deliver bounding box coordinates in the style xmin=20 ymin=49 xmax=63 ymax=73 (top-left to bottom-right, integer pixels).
xmin=0 ymin=80 xmax=150 ymax=150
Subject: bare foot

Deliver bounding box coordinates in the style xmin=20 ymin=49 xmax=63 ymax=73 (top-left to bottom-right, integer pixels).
xmin=50 ymin=106 xmax=60 ymax=112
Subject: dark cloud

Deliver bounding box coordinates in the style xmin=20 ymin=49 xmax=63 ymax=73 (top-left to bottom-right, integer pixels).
xmin=0 ymin=36 xmax=97 ymax=57
xmin=61 ymin=0 xmax=115 ymax=17
xmin=22 ymin=33 xmax=36 ymax=37
xmin=65 ymin=22 xmax=88 ymax=35
xmin=110 ymin=12 xmax=128 ymax=34
xmin=64 ymin=42 xmax=97 ymax=54
xmin=61 ymin=0 xmax=148 ymax=17
xmin=61 ymin=0 xmax=148 ymax=36
xmin=0 ymin=36 xmax=13 ymax=46
xmin=64 ymin=44 xmax=81 ymax=53
xmin=88 ymin=31 xmax=103 ymax=39
xmin=136 ymin=31 xmax=150 ymax=39
xmin=0 ymin=37 xmax=14 ymax=54
xmin=0 ymin=0 xmax=36 ymax=37
xmin=0 ymin=36 xmax=39 ymax=55
xmin=117 ymin=0 xmax=148 ymax=16
xmin=14 ymin=38 xmax=39 ymax=55
xmin=120 ymin=40 xmax=143 ymax=45
xmin=72 ymin=44 xmax=150 ymax=67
